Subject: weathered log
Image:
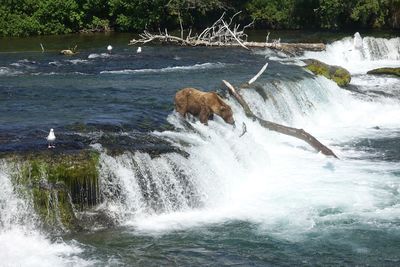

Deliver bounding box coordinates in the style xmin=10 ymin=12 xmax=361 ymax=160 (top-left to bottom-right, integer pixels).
xmin=129 ymin=36 xmax=325 ymax=53
xmin=248 ymin=62 xmax=268 ymax=85
xmin=128 ymin=12 xmax=325 ymax=54
xmin=222 ymin=80 xmax=338 ymax=158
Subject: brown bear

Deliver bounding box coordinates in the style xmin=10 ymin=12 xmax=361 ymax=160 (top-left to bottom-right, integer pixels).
xmin=174 ymin=88 xmax=235 ymax=125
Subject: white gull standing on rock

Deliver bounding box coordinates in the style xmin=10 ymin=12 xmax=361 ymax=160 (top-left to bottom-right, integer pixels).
xmin=47 ymin=128 xmax=56 ymax=149
xmin=107 ymin=45 xmax=113 ymax=54
xmin=137 ymin=47 xmax=142 ymax=53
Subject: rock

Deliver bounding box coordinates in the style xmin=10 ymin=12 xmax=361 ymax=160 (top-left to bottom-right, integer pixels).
xmin=4 ymin=150 xmax=100 ymax=232
xmin=367 ymin=67 xmax=400 ymax=77
xmin=303 ymin=59 xmax=351 ymax=87
xmin=60 ymin=49 xmax=76 ymax=56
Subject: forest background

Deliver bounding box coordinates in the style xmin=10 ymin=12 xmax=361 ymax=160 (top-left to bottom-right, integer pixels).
xmin=0 ymin=0 xmax=399 ymax=37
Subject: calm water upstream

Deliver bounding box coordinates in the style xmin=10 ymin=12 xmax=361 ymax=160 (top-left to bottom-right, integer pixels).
xmin=0 ymin=32 xmax=400 ymax=266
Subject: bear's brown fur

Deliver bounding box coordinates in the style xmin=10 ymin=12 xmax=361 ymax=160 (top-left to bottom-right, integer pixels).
xmin=174 ymin=88 xmax=235 ymax=125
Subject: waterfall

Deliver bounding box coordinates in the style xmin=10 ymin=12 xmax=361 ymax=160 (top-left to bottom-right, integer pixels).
xmin=98 ymin=151 xmax=202 ymax=222
xmin=95 ymin=69 xmax=400 ymax=234
xmin=303 ymin=33 xmax=400 ymax=74
xmin=0 ymin=161 xmax=36 ymax=231
xmin=0 ymin=160 xmax=92 ymax=266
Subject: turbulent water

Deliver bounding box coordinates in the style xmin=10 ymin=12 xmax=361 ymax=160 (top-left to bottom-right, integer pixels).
xmin=0 ymin=33 xmax=399 ymax=266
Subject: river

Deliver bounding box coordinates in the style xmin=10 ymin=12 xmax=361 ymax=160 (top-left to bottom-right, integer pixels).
xmin=0 ymin=32 xmax=399 ymax=266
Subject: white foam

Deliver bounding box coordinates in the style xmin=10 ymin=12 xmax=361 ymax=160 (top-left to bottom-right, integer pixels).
xmin=303 ymin=34 xmax=400 ymax=75
xmin=0 ymin=67 xmax=23 ymax=76
xmin=31 ymin=71 xmax=89 ymax=76
xmin=18 ymin=59 xmax=36 ymax=64
xmin=10 ymin=63 xmax=23 ymax=67
xmin=66 ymin=59 xmax=89 ymax=64
xmin=100 ymin=62 xmax=226 ymax=74
xmin=96 ymin=71 xmax=400 ymax=240
xmin=0 ymin=229 xmax=93 ymax=267
xmin=49 ymin=61 xmax=63 ymax=67
xmin=253 ymin=48 xmax=289 ymax=59
xmin=88 ymin=53 xmax=110 ymax=59
xmin=0 ymin=163 xmax=93 ymax=266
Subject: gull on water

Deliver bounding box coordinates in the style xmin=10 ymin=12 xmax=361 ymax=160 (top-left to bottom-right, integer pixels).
xmin=47 ymin=128 xmax=56 ymax=149
xmin=137 ymin=47 xmax=142 ymax=53
xmin=107 ymin=45 xmax=113 ymax=53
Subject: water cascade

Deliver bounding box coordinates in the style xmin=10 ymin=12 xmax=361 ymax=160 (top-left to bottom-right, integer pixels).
xmin=96 ymin=71 xmax=400 ymax=234
xmin=0 ymin=161 xmax=92 ymax=266
xmin=303 ymin=33 xmax=400 ymax=74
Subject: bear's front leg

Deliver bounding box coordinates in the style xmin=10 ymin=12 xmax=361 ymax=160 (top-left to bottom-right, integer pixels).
xmin=175 ymin=104 xmax=187 ymax=118
xmin=199 ymin=106 xmax=211 ymax=125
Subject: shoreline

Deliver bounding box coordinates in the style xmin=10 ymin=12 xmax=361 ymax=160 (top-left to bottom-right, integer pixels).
xmin=0 ymin=30 xmax=398 ymax=53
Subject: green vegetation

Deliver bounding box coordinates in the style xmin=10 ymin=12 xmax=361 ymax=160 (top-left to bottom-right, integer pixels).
xmin=304 ymin=59 xmax=351 ymax=87
xmin=9 ymin=150 xmax=100 ymax=231
xmin=367 ymin=67 xmax=400 ymax=77
xmin=0 ymin=0 xmax=399 ymax=36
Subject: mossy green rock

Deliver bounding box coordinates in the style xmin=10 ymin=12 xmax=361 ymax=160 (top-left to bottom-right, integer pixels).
xmin=304 ymin=59 xmax=351 ymax=87
xmin=6 ymin=150 xmax=101 ymax=231
xmin=367 ymin=67 xmax=400 ymax=77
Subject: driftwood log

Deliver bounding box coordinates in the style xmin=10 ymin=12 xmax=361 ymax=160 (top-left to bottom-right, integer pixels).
xmin=129 ymin=12 xmax=325 ymax=54
xmin=222 ymin=80 xmax=338 ymax=158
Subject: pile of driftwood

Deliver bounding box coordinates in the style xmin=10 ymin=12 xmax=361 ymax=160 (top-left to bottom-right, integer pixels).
xmin=129 ymin=12 xmax=325 ymax=54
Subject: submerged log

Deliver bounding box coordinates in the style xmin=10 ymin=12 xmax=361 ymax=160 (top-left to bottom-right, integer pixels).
xmin=222 ymin=80 xmax=338 ymax=158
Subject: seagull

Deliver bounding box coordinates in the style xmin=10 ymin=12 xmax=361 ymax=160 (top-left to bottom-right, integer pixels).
xmin=47 ymin=128 xmax=56 ymax=149
xmin=107 ymin=45 xmax=113 ymax=54
xmin=137 ymin=47 xmax=142 ymax=53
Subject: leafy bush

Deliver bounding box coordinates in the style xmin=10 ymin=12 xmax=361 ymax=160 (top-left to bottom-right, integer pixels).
xmin=0 ymin=0 xmax=399 ymax=36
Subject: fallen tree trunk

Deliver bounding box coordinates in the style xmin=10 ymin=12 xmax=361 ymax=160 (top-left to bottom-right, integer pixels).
xmin=129 ymin=35 xmax=325 ymax=53
xmin=222 ymin=80 xmax=338 ymax=158
xmin=129 ymin=12 xmax=325 ymax=54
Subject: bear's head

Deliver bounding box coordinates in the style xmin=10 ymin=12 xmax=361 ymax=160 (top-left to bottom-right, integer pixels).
xmin=219 ymin=105 xmax=235 ymax=125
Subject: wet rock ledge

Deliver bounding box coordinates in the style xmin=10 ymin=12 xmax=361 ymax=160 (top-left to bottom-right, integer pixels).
xmin=367 ymin=67 xmax=400 ymax=77
xmin=5 ymin=150 xmax=102 ymax=232
xmin=303 ymin=59 xmax=351 ymax=87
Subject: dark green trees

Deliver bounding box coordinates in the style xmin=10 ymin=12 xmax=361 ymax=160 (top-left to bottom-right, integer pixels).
xmin=247 ymin=0 xmax=400 ymax=30
xmin=0 ymin=0 xmax=82 ymax=36
xmin=0 ymin=0 xmax=399 ymax=37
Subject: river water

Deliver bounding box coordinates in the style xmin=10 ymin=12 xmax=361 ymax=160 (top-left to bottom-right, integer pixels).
xmin=0 ymin=33 xmax=399 ymax=266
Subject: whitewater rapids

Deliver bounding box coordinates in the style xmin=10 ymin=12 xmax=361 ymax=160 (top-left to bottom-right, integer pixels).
xmin=97 ymin=34 xmax=400 ymax=237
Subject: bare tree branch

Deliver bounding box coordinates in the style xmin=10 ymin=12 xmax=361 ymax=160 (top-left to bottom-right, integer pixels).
xmin=248 ymin=62 xmax=268 ymax=85
xmin=129 ymin=12 xmax=325 ymax=54
xmin=222 ymin=80 xmax=338 ymax=158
